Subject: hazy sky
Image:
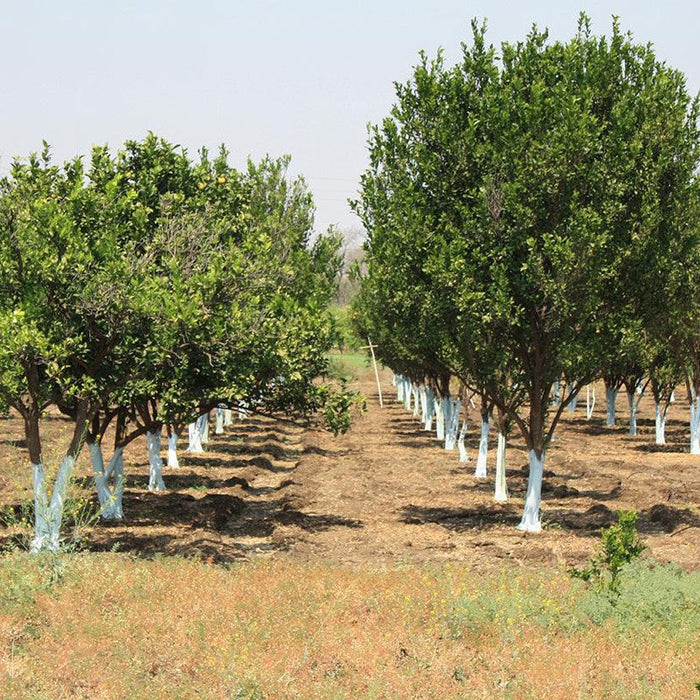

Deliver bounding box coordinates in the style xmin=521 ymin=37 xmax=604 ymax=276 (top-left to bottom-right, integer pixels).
xmin=1 ymin=1 xmax=698 ymax=235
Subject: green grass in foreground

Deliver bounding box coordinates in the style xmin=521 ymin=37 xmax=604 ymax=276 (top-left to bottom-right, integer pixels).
xmin=0 ymin=553 xmax=698 ymax=699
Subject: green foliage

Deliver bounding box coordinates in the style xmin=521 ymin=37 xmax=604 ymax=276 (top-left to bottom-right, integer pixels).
xmin=319 ymin=380 xmax=366 ymax=436
xmin=446 ymin=557 xmax=700 ymax=644
xmin=353 ymin=16 xmax=699 ymax=531
xmin=570 ymin=510 xmax=645 ymax=597
xmin=329 ymin=305 xmax=363 ymax=351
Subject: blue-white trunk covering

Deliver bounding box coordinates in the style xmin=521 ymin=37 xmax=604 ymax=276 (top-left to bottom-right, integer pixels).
xmin=435 ymin=395 xmax=445 ymax=441
xmin=444 ymin=398 xmax=461 ymax=451
xmin=396 ymin=374 xmax=404 ymax=402
xmin=627 ymin=389 xmax=638 ymax=436
xmin=552 ymin=379 xmax=561 ymax=408
xmin=423 ymin=388 xmax=435 ymax=432
xmin=412 ymin=386 xmax=421 ymax=418
xmin=201 ymin=413 xmax=210 ymax=443
xmin=223 ymin=408 xmax=233 ymax=427
xmin=167 ymin=433 xmax=180 ymax=468
xmin=690 ymin=390 xmax=700 ymax=455
xmin=31 ymin=455 xmax=77 ymax=552
xmin=586 ymin=385 xmax=595 ymax=420
xmin=89 ymin=443 xmax=125 ymax=520
xmin=215 ymin=407 xmax=225 ymax=434
xmin=568 ymin=388 xmax=578 ymax=414
xmin=605 ymin=387 xmax=619 ymax=427
xmin=403 ymin=378 xmax=412 ymax=411
xmin=474 ymin=415 xmax=490 ymax=477
xmin=237 ymin=402 xmax=248 ymax=420
xmin=517 ymin=450 xmax=545 ymax=532
xmin=457 ymin=418 xmax=469 ymax=462
xmin=147 ymin=430 xmax=166 ymax=492
xmin=495 ymin=431 xmax=508 ymax=502
xmin=187 ymin=419 xmax=203 ymax=453
xmin=654 ymin=401 xmax=667 ymax=445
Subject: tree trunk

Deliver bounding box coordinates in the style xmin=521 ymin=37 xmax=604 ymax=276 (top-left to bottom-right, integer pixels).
xmin=690 ymin=390 xmax=700 ymax=455
xmin=654 ymin=401 xmax=667 ymax=445
xmin=474 ymin=411 xmax=490 ymax=478
xmin=423 ymin=387 xmax=434 ymax=432
xmin=88 ymin=442 xmax=125 ymax=520
xmin=435 ymin=395 xmax=445 ymax=441
xmin=605 ymin=386 xmax=619 ymax=427
xmin=167 ymin=432 xmax=180 ymax=468
xmin=586 ymin=385 xmax=595 ymax=420
xmin=147 ymin=430 xmax=166 ymax=492
xmin=495 ymin=410 xmax=508 ymax=502
xmin=201 ymin=413 xmax=210 ymax=444
xmin=445 ymin=398 xmax=461 ymax=451
xmin=187 ymin=421 xmax=203 ymax=453
xmin=412 ymin=386 xmax=421 ymax=418
xmin=627 ymin=389 xmax=637 ymax=436
xmin=517 ymin=449 xmax=545 ymax=532
xmin=457 ymin=418 xmax=469 ymax=462
xmin=215 ymin=407 xmax=224 ymax=434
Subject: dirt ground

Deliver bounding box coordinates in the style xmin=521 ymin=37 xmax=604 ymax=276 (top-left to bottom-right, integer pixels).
xmin=1 ymin=368 xmax=699 ymax=571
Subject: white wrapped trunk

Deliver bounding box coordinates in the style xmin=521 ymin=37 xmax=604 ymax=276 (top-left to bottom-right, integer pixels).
xmin=551 ymin=379 xmax=561 ymax=408
xmin=167 ymin=433 xmax=180 ymax=468
xmin=89 ymin=443 xmax=125 ymax=520
xmin=223 ymin=408 xmax=233 ymax=427
xmin=187 ymin=420 xmax=204 ymax=453
xmin=412 ymin=386 xmax=421 ymax=418
xmin=586 ymin=385 xmax=595 ymax=420
xmin=435 ymin=395 xmax=445 ymax=441
xmin=31 ymin=455 xmax=77 ymax=552
xmin=474 ymin=416 xmax=490 ymax=478
xmin=457 ymin=418 xmax=469 ymax=462
xmin=215 ymin=407 xmax=224 ymax=434
xmin=517 ymin=449 xmax=545 ymax=532
xmin=494 ymin=431 xmax=508 ymax=502
xmin=201 ymin=413 xmax=210 ymax=443
xmin=444 ymin=398 xmax=461 ymax=451
xmin=423 ymin=387 xmax=434 ymax=432
xmin=605 ymin=387 xmax=619 ymax=427
xmin=627 ymin=390 xmax=638 ymax=436
xmin=654 ymin=402 xmax=667 ymax=445
xmin=147 ymin=430 xmax=166 ymax=492
xmin=690 ymin=392 xmax=700 ymax=455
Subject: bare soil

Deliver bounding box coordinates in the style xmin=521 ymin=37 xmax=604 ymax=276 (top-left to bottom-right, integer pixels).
xmin=1 ymin=369 xmax=699 ymax=571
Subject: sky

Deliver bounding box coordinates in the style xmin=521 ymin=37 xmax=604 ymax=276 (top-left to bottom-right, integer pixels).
xmin=0 ymin=1 xmax=698 ymax=236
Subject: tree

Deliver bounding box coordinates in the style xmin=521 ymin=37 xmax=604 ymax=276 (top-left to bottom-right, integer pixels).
xmin=354 ymin=16 xmax=699 ymax=530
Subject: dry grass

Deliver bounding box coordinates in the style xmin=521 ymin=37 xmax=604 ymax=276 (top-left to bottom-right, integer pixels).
xmin=1 ymin=553 xmax=698 ymax=699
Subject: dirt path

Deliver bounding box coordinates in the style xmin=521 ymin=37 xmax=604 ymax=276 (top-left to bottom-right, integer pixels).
xmin=282 ymin=372 xmax=700 ymax=570
xmin=1 ymin=370 xmax=699 ymax=570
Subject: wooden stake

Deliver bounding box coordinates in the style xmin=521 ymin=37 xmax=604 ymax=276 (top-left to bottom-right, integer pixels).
xmin=360 ymin=337 xmax=383 ymax=407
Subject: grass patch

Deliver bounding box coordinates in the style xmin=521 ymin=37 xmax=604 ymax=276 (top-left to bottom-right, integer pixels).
xmin=0 ymin=553 xmax=698 ymax=698
xmin=325 ymin=351 xmax=370 ymax=382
